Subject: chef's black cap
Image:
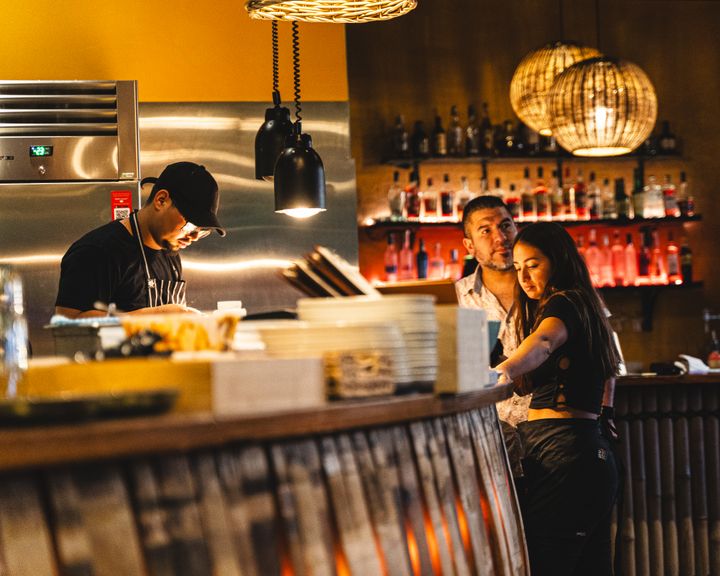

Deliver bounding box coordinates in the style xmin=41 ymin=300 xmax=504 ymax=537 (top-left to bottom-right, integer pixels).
xmin=150 ymin=162 xmax=226 ymax=237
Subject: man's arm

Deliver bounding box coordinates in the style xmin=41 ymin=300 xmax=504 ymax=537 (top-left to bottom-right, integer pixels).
xmin=55 ymin=303 xmax=200 ymax=318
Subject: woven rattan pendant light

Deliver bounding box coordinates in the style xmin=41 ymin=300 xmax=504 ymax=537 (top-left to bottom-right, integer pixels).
xmin=548 ymin=56 xmax=658 ymax=156
xmin=246 ymin=0 xmax=416 ymax=23
xmin=510 ymin=42 xmax=601 ymax=136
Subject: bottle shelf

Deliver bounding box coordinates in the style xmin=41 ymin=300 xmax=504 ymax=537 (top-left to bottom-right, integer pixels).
xmin=362 ymin=214 xmax=701 ymax=232
xmin=384 ymin=153 xmax=683 ymax=168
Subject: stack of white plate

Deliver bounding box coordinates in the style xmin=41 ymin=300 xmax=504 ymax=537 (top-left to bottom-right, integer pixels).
xmin=237 ymin=320 xmax=413 ymax=386
xmin=297 ymin=295 xmax=438 ymax=389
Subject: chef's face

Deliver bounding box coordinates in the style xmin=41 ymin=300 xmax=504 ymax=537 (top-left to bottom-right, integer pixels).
xmin=151 ymin=190 xmax=210 ymax=251
xmin=462 ymin=207 xmax=517 ymax=272
xmin=513 ymin=241 xmax=552 ymax=300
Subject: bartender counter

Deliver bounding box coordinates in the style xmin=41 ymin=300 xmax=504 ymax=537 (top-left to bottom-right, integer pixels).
xmin=0 ymin=368 xmax=717 ymax=575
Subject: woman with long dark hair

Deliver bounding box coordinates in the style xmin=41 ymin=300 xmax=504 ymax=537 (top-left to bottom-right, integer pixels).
xmin=496 ymin=222 xmax=621 ymax=576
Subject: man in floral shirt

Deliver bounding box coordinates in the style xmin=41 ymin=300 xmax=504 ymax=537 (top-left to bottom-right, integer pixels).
xmin=455 ymin=195 xmax=529 ymax=481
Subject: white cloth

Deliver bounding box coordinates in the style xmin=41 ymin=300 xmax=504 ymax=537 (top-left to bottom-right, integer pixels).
xmin=456 ymin=265 xmax=531 ymax=426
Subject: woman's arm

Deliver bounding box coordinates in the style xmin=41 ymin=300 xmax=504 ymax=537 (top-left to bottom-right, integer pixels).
xmin=495 ymin=317 xmax=568 ymax=384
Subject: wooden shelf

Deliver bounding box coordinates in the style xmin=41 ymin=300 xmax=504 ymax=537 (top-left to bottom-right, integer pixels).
xmin=363 ymin=214 xmax=701 ymax=231
xmin=384 ymin=153 xmax=684 ymax=167
xmin=0 ymin=385 xmax=512 ymax=472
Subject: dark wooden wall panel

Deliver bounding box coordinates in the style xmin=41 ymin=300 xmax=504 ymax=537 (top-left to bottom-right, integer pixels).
xmin=347 ymin=0 xmax=720 ymax=368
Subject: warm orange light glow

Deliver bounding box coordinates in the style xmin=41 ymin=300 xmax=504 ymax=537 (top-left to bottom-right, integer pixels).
xmin=455 ymin=497 xmax=473 ymax=559
xmin=404 ymin=519 xmax=421 ymax=575
xmin=423 ymin=511 xmax=443 ymax=575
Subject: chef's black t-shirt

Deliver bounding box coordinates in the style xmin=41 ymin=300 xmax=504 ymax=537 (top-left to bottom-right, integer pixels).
xmin=55 ymin=220 xmax=182 ymax=313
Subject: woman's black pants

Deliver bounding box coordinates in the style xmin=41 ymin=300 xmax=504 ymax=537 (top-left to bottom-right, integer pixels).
xmin=518 ymin=419 xmax=619 ymax=576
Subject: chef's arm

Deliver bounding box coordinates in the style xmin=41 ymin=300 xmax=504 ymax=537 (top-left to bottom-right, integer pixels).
xmin=495 ymin=317 xmax=568 ymax=383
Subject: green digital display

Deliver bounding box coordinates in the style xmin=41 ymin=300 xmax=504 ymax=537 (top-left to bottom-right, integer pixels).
xmin=29 ymin=145 xmax=53 ymax=157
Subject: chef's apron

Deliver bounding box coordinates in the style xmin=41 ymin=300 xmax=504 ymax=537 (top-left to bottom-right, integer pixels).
xmin=130 ymin=211 xmax=187 ymax=307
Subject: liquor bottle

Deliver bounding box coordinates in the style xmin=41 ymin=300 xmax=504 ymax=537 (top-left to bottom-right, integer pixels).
xmin=534 ymin=167 xmax=550 ymax=221
xmin=584 ymin=229 xmax=602 ymax=286
xmin=550 ymin=169 xmax=563 ymax=221
xmin=650 ymin=229 xmax=667 ymax=284
xmin=520 ymin=167 xmax=536 ymax=222
xmin=387 ymin=170 xmax=406 ymax=219
xmin=398 ymin=230 xmax=415 ymax=280
xmin=411 ymin=121 xmax=430 ymax=158
xmin=421 ymin=177 xmax=438 ymax=221
xmin=638 ymin=229 xmax=652 ymax=281
xmin=428 ymin=242 xmax=445 ymax=279
xmin=479 ymin=162 xmax=490 ymax=196
xmin=416 ymin=238 xmax=429 ymax=279
xmin=541 ymin=134 xmax=558 ymax=155
xmin=677 ymin=171 xmax=695 ymax=217
xmin=588 ymin=172 xmax=603 ymax=220
xmin=708 ymin=331 xmax=720 ymax=369
xmin=490 ymin=177 xmax=506 ymax=199
xmin=505 ymin=184 xmax=521 ymax=220
xmin=384 ymin=234 xmax=399 ymax=282
xmin=525 ymin=125 xmax=541 ymax=156
xmin=479 ymin=102 xmax=495 ymax=156
xmin=447 ymin=105 xmax=464 ymax=157
xmin=624 ymin=234 xmax=639 ymax=286
xmin=680 ymin=236 xmax=693 ymax=283
xmin=662 ymin=175 xmax=680 ymax=217
xmin=405 ymin=170 xmax=421 ymax=219
xmin=514 ymin=122 xmax=528 ymax=156
xmin=666 ymin=231 xmax=681 ymax=284
xmin=456 ymin=176 xmax=473 ymax=219
xmin=599 ymin=234 xmax=614 ymax=287
xmin=392 ymin=115 xmax=410 ymax=159
xmin=500 ymin=120 xmax=517 ymax=156
xmin=602 ymin=178 xmax=617 ymax=219
xmin=611 ymin=231 xmax=625 ymax=286
xmin=658 ymin=120 xmax=678 ymax=154
xmin=431 ymin=115 xmax=447 ymax=157
xmin=445 ymin=249 xmax=463 ymax=281
xmin=562 ymin=167 xmax=577 ymax=221
xmin=612 ymin=177 xmax=631 ymax=220
xmin=439 ymin=174 xmax=455 ymax=220
xmin=465 ymin=105 xmax=481 ymax=157
xmin=643 ymin=175 xmax=665 ymax=218
xmin=576 ymin=234 xmax=586 ymax=262
xmin=632 ymin=168 xmax=645 ymax=219
xmin=574 ymin=170 xmax=589 ymax=221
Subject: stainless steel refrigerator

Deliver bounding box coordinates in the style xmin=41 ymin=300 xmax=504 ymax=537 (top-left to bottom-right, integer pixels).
xmin=0 ymin=80 xmax=140 ymax=355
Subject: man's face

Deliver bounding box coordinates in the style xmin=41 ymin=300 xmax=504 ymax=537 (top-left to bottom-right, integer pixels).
xmin=462 ymin=207 xmax=518 ymax=272
xmin=151 ymin=191 xmax=210 ymax=251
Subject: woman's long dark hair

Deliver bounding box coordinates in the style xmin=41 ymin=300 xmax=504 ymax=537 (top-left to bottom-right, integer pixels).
xmin=513 ymin=222 xmax=621 ymax=382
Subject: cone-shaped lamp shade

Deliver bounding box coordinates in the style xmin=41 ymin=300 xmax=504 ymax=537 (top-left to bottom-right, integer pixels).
xmin=246 ymin=0 xmax=417 ymax=23
xmin=548 ymin=57 xmax=658 ymax=157
xmin=274 ymin=125 xmax=326 ymax=218
xmin=255 ymin=95 xmax=294 ymax=181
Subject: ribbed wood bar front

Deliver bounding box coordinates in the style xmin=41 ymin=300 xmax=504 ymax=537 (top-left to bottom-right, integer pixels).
xmin=614 ymin=375 xmax=720 ymax=576
xmin=0 ymin=384 xmax=529 ymax=576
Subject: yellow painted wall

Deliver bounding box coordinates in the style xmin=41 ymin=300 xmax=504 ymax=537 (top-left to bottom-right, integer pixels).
xmin=0 ymin=0 xmax=348 ymax=102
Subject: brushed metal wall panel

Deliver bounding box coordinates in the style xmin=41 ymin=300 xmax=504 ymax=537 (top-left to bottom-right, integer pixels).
xmin=138 ymin=102 xmax=358 ymax=315
xmin=0 ymin=102 xmax=356 ymax=356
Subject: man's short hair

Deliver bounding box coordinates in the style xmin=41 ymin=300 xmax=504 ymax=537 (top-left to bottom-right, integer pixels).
xmin=462 ymin=195 xmax=513 ymax=237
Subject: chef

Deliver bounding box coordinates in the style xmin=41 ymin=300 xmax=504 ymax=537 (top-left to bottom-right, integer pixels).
xmin=55 ymin=161 xmax=225 ymax=318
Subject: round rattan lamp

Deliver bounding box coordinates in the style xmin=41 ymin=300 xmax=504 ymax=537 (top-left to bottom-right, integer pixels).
xmin=246 ymin=0 xmax=416 ymax=23
xmin=548 ymin=57 xmax=658 ymax=157
xmin=510 ymin=42 xmax=601 ymax=136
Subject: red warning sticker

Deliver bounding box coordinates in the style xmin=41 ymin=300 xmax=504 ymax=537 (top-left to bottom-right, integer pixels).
xmin=111 ymin=190 xmax=133 ymax=221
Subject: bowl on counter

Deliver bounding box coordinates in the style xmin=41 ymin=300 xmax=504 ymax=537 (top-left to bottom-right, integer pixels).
xmin=120 ymin=313 xmax=239 ymax=352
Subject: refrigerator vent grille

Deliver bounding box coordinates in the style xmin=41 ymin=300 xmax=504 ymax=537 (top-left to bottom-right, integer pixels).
xmin=0 ymin=81 xmax=120 ymax=136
